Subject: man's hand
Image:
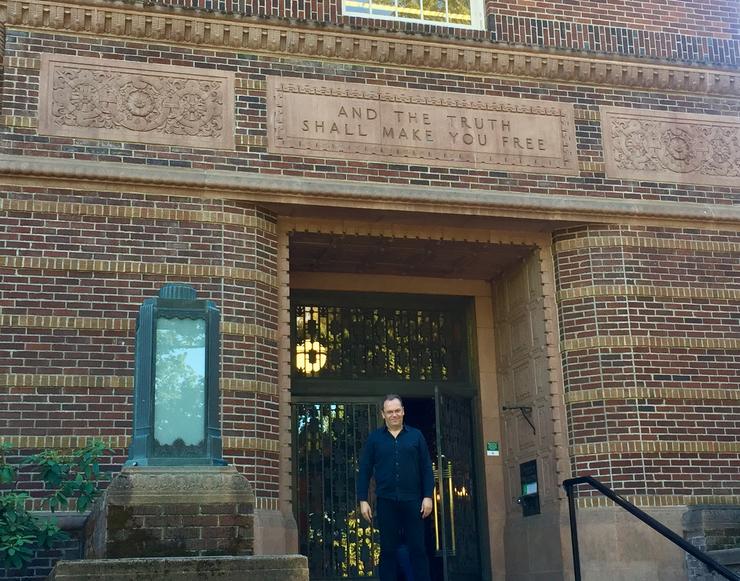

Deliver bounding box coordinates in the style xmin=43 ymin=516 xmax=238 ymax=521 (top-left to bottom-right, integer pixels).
xmin=360 ymin=500 xmax=373 ymax=523
xmin=421 ymin=497 xmax=433 ymax=518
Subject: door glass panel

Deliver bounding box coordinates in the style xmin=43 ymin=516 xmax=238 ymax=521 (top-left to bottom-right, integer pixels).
xmin=435 ymin=390 xmax=481 ymax=581
xmin=295 ymin=402 xmax=380 ymax=578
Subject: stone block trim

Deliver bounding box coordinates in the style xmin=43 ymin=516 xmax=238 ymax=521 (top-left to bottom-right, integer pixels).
xmin=0 ymin=374 xmax=276 ymax=395
xmin=565 ymin=387 xmax=740 ymax=404
xmin=561 ymin=336 xmax=740 ymax=352
xmin=554 ymin=235 xmax=740 ymax=254
xmin=578 ymin=495 xmax=740 ymax=509
xmin=4 ymin=56 xmax=40 ymax=69
xmin=0 ymin=197 xmax=277 ymax=233
xmin=1 ymin=114 xmax=37 ymax=127
xmin=557 ymin=285 xmax=740 ymax=302
xmin=0 ymin=435 xmax=279 ymax=453
xmin=0 ymin=315 xmax=276 ymax=340
xmin=570 ymin=441 xmax=740 ymax=456
xmin=0 ymin=373 xmax=131 ymax=389
xmin=0 ymin=256 xmax=278 ymax=287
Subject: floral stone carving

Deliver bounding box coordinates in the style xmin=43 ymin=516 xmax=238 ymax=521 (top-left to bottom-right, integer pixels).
xmin=601 ymin=106 xmax=740 ymax=187
xmin=39 ymin=55 xmax=235 ymax=149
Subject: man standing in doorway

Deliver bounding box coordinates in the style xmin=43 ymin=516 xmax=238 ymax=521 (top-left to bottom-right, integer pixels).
xmin=358 ymin=394 xmax=434 ymax=581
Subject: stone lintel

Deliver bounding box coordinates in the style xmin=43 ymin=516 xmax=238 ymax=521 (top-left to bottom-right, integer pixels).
xmin=2 ymin=154 xmax=739 ymax=228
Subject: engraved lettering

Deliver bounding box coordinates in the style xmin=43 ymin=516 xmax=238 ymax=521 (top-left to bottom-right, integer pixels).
xmin=266 ymin=78 xmax=579 ymax=175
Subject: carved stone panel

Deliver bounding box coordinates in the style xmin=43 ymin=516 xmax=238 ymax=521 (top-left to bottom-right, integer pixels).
xmin=601 ymin=106 xmax=740 ymax=187
xmin=268 ymin=78 xmax=578 ymax=174
xmin=39 ymin=55 xmax=235 ymax=149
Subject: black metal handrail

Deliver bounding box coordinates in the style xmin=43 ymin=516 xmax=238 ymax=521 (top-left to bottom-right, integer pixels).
xmin=563 ymin=476 xmax=740 ymax=581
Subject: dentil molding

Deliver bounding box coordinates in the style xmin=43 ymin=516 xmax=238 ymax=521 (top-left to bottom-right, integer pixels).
xmin=2 ymin=0 xmax=738 ymax=98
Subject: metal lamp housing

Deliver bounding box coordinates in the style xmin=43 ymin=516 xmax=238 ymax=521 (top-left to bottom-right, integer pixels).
xmin=127 ymin=284 xmax=224 ymax=466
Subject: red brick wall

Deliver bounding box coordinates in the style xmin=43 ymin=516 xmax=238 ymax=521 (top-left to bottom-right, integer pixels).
xmin=554 ymin=224 xmax=740 ymax=497
xmin=487 ymin=0 xmax=739 ymax=38
xmin=0 ymin=188 xmax=281 ymax=501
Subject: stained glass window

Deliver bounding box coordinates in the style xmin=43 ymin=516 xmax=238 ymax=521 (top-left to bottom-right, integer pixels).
xmin=293 ymin=302 xmax=468 ymax=383
xmin=343 ymin=0 xmax=483 ymax=29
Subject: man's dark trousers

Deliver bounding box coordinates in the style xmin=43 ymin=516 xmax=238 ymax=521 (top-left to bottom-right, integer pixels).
xmin=377 ymin=497 xmax=431 ymax=581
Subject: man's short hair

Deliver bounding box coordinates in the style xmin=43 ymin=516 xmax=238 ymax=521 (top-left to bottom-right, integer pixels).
xmin=382 ymin=394 xmax=403 ymax=409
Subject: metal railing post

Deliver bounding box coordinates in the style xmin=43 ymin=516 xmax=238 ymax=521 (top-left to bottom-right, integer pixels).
xmin=565 ymin=481 xmax=582 ymax=581
xmin=563 ymin=476 xmax=740 ymax=581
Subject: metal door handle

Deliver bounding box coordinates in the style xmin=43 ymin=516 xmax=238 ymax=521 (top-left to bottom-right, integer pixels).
xmin=433 ymin=464 xmax=441 ymax=552
xmin=446 ymin=461 xmax=456 ymax=556
xmin=432 ymin=462 xmax=457 ymax=556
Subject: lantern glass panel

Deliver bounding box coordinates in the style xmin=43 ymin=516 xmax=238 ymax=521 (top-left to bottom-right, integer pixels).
xmin=154 ymin=317 xmax=206 ymax=453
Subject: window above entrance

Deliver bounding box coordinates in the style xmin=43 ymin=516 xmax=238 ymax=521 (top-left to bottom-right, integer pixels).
xmin=292 ymin=295 xmax=469 ymax=384
xmin=342 ymin=0 xmax=484 ymax=30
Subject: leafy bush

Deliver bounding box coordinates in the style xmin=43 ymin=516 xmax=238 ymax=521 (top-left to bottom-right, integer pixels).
xmin=0 ymin=440 xmax=112 ymax=571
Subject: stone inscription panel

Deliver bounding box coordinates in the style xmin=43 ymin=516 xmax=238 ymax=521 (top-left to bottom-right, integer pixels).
xmin=602 ymin=106 xmax=740 ymax=187
xmin=39 ymin=55 xmax=235 ymax=149
xmin=268 ymin=78 xmax=578 ymax=175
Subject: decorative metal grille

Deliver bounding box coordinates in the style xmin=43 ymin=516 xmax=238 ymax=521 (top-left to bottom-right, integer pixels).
xmin=293 ymin=304 xmax=467 ymax=382
xmin=295 ymin=402 xmax=380 ymax=579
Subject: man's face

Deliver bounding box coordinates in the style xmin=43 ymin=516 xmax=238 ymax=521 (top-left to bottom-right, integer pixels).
xmin=381 ymin=398 xmax=404 ymax=430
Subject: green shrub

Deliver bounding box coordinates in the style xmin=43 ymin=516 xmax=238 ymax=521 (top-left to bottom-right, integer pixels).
xmin=0 ymin=440 xmax=112 ymax=571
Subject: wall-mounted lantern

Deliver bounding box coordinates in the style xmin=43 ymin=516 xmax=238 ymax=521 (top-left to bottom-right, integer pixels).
xmin=127 ymin=284 xmax=224 ymax=466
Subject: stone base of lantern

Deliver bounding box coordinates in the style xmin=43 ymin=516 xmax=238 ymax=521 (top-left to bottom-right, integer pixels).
xmin=84 ymin=465 xmax=255 ymax=559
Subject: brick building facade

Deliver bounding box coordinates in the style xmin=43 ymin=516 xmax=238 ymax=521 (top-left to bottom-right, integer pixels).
xmin=0 ymin=0 xmax=738 ymax=577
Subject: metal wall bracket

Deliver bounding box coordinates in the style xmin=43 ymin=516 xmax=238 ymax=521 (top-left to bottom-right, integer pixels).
xmin=503 ymin=405 xmax=536 ymax=434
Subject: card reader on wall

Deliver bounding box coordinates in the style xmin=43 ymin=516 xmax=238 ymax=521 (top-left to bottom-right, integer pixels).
xmin=517 ymin=459 xmax=541 ymax=517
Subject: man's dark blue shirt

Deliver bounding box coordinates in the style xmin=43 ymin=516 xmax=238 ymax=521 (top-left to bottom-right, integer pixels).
xmin=357 ymin=424 xmax=435 ymax=502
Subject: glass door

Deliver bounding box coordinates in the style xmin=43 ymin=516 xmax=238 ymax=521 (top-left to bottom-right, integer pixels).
xmin=433 ymin=386 xmax=482 ymax=581
xmin=294 ymin=401 xmax=380 ymax=579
